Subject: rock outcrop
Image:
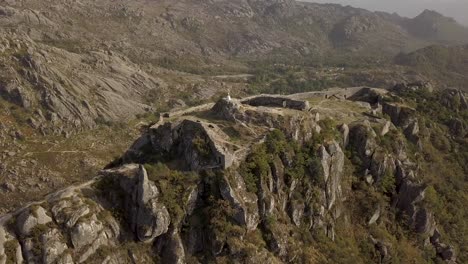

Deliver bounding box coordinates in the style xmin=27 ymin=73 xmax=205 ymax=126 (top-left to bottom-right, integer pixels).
xmin=0 ymin=36 xmax=158 ymax=133
xmin=319 ymin=141 xmax=345 ymax=212
xmin=382 ymin=102 xmax=421 ymax=145
xmin=440 ymin=88 xmax=468 ymax=111
xmin=211 ymin=98 xmax=245 ymax=122
xmin=124 ymin=119 xmax=237 ymax=170
xmin=0 ymin=164 xmax=174 ymax=264
xmin=220 ymin=171 xmax=260 ymax=231
xmin=347 ymin=117 xmax=456 ymax=263
xmin=0 ymin=89 xmax=463 ymax=263
xmin=108 ymin=165 xmax=170 ymax=243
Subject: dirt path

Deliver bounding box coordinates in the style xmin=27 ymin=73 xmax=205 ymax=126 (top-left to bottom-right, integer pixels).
xmin=26 ymin=150 xmax=87 ymax=154
xmin=168 ymin=103 xmax=215 ymax=118
xmin=212 ymin=74 xmax=253 ymax=79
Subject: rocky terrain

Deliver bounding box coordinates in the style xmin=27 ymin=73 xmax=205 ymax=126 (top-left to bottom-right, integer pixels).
xmin=1 ymin=0 xmax=468 ymax=131
xmin=0 ymin=86 xmax=466 ymax=263
xmin=0 ymin=0 xmax=467 ymax=263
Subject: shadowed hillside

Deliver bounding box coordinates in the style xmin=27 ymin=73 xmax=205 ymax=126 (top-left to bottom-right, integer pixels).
xmin=395 ymin=45 xmax=468 ymax=90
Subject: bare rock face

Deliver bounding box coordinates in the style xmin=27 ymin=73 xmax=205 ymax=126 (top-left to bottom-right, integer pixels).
xmin=0 ymin=85 xmax=464 ymax=263
xmin=319 ymin=141 xmax=345 ymax=211
xmin=370 ymin=236 xmax=390 ymax=263
xmin=125 ymin=119 xmax=236 ymax=170
xmin=340 ymin=123 xmax=349 ymax=147
xmin=106 ymin=165 xmax=170 ymax=243
xmin=0 ymin=191 xmax=121 ymax=263
xmin=347 ymin=119 xmax=403 ymax=184
xmin=16 ymin=206 xmax=52 ymax=236
xmin=0 ymin=226 xmax=10 ymax=264
xmin=313 ymin=141 xmax=346 ymax=239
xmin=211 ymin=98 xmax=244 ymax=122
xmin=0 ymin=82 xmax=33 ymax=109
xmin=0 ymin=164 xmax=173 ymax=263
xmin=155 ymin=230 xmax=186 ymax=264
xmin=220 ymin=171 xmax=260 ymax=231
xmin=0 ymin=6 xmax=56 ymax=26
xmin=70 ymin=217 xmax=104 ymax=250
xmin=288 ymin=201 xmax=305 ymax=227
xmin=380 ymin=121 xmax=392 ymax=136
xmin=348 ymin=87 xmax=387 ymax=104
xmin=346 ymin=116 xmax=458 ymax=262
xmin=382 ymin=102 xmax=422 ymax=146
xmin=440 ymin=88 xmax=468 ymax=111
xmin=348 ymin=120 xmax=378 ymax=159
xmin=0 ymin=38 xmax=157 ymax=132
xmin=382 ymin=102 xmax=417 ymax=129
xmin=393 ymin=171 xmax=437 ymax=238
xmin=431 ymin=228 xmax=457 ymax=263
xmin=41 ymin=228 xmax=69 ymax=264
xmin=265 ymin=224 xmax=289 ymax=257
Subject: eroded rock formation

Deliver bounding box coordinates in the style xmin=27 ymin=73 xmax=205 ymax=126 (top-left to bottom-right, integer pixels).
xmin=0 ymin=89 xmax=462 ymax=263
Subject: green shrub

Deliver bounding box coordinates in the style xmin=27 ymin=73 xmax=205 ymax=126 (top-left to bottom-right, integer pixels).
xmin=203 ymin=197 xmax=240 ymax=239
xmin=380 ymin=169 xmax=396 ymax=195
xmin=424 ymin=186 xmax=443 ymax=213
xmin=4 ymin=240 xmax=18 ymax=263
xmin=192 ymin=135 xmax=211 ymax=158
xmin=240 ymin=144 xmax=270 ymax=194
xmin=144 ymin=163 xmax=198 ymax=225
xmin=265 ymin=129 xmax=286 ymax=155
xmin=318 ymin=118 xmax=341 ymax=141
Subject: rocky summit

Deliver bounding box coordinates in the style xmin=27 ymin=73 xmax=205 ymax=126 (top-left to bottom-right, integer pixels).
xmin=0 ymin=86 xmax=466 ymax=263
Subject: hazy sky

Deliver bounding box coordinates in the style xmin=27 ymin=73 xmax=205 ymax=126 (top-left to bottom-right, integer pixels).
xmin=306 ymin=0 xmax=468 ymax=25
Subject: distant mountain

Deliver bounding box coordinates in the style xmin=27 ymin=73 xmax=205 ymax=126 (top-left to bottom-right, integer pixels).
xmin=1 ymin=0 xmax=468 ymax=130
xmin=2 ymin=1 xmax=468 ymax=59
xmin=403 ymin=9 xmax=468 ymax=44
xmin=395 ymin=44 xmax=468 ymax=90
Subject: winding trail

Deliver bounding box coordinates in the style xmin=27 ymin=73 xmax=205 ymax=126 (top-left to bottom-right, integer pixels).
xmin=23 ymin=150 xmax=88 ymax=157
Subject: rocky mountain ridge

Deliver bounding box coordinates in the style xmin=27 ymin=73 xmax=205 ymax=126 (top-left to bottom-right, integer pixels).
xmin=1 ymin=0 xmax=468 ymax=132
xmin=0 ymin=86 xmax=466 ymax=263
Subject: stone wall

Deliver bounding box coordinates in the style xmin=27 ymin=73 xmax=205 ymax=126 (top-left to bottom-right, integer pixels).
xmin=241 ymin=96 xmax=310 ymax=110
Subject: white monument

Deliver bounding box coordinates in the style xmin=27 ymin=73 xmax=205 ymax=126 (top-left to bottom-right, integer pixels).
xmin=226 ymin=89 xmax=231 ymax=101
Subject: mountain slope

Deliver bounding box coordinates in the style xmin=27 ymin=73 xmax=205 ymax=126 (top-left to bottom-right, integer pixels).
xmin=0 ymin=87 xmax=466 ymax=263
xmin=0 ymin=0 xmax=467 ymax=132
xmin=403 ymin=9 xmax=468 ymax=44
xmin=395 ymin=45 xmax=468 ymax=90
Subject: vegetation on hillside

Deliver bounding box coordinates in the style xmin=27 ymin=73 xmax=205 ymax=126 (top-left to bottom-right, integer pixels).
xmin=134 ymin=88 xmax=467 ymax=262
xmin=395 ymin=45 xmax=468 ymax=89
xmin=394 ymin=89 xmax=468 ymax=262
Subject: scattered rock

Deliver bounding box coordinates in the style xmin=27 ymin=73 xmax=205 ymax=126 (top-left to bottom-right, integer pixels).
xmin=16 ymin=206 xmax=52 ymax=236
xmin=1 ymin=182 xmax=16 ymax=192
xmin=380 ymin=121 xmax=391 ymax=136
xmin=340 ymin=123 xmax=349 ymax=147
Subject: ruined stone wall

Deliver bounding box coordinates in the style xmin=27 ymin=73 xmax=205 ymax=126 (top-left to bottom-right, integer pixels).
xmin=241 ymin=96 xmax=309 ymax=110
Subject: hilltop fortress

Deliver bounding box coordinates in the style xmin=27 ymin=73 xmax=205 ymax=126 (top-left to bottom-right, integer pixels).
xmin=122 ymin=87 xmax=391 ymax=171
xmin=0 ymin=86 xmax=463 ymax=264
